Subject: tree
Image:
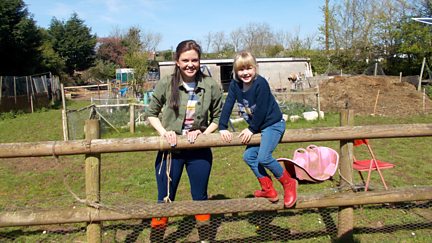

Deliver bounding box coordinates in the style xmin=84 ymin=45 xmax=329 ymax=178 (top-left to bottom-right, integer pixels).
xmin=96 ymin=37 xmax=127 ymax=67
xmin=211 ymin=31 xmax=225 ymax=53
xmin=242 ymin=22 xmax=274 ymax=56
xmin=48 ymin=13 xmax=97 ymax=75
xmin=86 ymin=59 xmax=116 ymax=82
xmin=39 ymin=29 xmax=65 ymax=75
xmin=229 ymin=28 xmax=243 ymax=52
xmin=124 ymin=51 xmax=149 ymax=94
xmin=140 ymin=30 xmax=162 ymax=53
xmin=0 ymin=0 xmax=43 ymax=75
xmin=122 ymin=26 xmax=142 ymax=54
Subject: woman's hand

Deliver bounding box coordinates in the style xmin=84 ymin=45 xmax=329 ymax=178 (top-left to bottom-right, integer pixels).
xmin=219 ymin=130 xmax=233 ymax=143
xmin=186 ymin=130 xmax=202 ymax=144
xmin=239 ymin=128 xmax=253 ymax=144
xmin=163 ymin=130 xmax=177 ymax=147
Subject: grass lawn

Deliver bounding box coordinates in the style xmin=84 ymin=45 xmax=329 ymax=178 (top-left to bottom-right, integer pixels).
xmin=1 ymin=102 xmax=432 ymax=242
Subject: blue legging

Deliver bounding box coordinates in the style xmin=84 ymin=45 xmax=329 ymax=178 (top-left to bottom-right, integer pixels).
xmin=155 ymin=148 xmax=212 ymax=202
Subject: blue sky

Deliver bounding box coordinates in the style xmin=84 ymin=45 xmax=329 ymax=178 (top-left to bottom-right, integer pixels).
xmin=24 ymin=0 xmax=324 ymax=50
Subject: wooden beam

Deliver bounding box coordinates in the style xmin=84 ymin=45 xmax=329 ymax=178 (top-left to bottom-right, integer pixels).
xmin=0 ymin=123 xmax=431 ymax=158
xmin=63 ymin=84 xmax=109 ymax=90
xmin=1 ymin=186 xmax=431 ymax=227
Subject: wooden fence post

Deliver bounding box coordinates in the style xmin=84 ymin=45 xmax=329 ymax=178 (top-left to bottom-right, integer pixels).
xmin=418 ymin=57 xmax=426 ymax=91
xmin=338 ymin=109 xmax=354 ymax=241
xmin=85 ymin=119 xmax=101 ymax=243
xmin=61 ymin=83 xmax=69 ymax=141
xmin=130 ymin=104 xmax=135 ymax=133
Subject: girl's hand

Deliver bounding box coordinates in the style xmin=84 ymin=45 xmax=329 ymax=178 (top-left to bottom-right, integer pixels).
xmin=187 ymin=130 xmax=202 ymax=144
xmin=239 ymin=128 xmax=253 ymax=144
xmin=219 ymin=130 xmax=233 ymax=143
xmin=163 ymin=130 xmax=177 ymax=147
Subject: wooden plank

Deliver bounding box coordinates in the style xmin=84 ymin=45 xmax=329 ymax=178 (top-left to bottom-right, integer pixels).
xmin=1 ymin=186 xmax=431 ymax=227
xmin=63 ymin=84 xmax=109 ymax=89
xmin=0 ymin=123 xmax=431 ymax=158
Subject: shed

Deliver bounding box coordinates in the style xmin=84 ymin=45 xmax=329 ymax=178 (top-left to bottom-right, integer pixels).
xmin=115 ymin=68 xmax=134 ymax=83
xmin=158 ymin=57 xmax=313 ymax=91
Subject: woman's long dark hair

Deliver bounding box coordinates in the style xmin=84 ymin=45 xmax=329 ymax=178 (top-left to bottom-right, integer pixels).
xmin=169 ymin=40 xmax=204 ymax=115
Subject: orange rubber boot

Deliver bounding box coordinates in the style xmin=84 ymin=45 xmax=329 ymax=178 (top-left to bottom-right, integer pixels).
xmin=150 ymin=217 xmax=168 ymax=229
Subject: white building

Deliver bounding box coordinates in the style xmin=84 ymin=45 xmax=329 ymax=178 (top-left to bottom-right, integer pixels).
xmin=158 ymin=57 xmax=313 ymax=91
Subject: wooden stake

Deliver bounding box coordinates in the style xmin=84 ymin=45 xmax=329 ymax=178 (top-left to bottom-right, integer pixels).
xmin=418 ymin=57 xmax=426 ymax=91
xmin=0 ymin=76 xmax=2 ymax=104
xmin=30 ymin=95 xmax=34 ymax=113
xmin=373 ymin=89 xmax=380 ymax=115
xmin=316 ymin=85 xmax=321 ymax=119
xmin=13 ymin=76 xmax=17 ymax=104
xmin=61 ymin=83 xmax=69 ymax=141
xmin=130 ymin=104 xmax=135 ymax=133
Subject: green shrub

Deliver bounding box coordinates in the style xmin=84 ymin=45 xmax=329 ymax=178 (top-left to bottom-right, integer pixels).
xmin=425 ymin=85 xmax=432 ymax=99
xmin=0 ymin=111 xmax=17 ymax=120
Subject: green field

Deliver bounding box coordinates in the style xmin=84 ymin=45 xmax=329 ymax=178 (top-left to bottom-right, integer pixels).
xmin=1 ymin=102 xmax=432 ymax=242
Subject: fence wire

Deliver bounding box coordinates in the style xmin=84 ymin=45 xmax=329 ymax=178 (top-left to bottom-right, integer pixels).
xmin=67 ymin=101 xmax=147 ymax=140
xmin=1 ymin=201 xmax=431 ymax=242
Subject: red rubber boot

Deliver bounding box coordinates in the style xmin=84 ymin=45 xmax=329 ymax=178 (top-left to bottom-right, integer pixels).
xmin=277 ymin=170 xmax=298 ymax=208
xmin=254 ymin=176 xmax=278 ymax=202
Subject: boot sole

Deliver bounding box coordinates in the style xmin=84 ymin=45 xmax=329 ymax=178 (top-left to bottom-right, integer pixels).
xmin=268 ymin=197 xmax=279 ymax=203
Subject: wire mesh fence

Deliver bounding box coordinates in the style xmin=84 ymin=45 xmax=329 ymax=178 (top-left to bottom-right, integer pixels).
xmin=1 ymin=200 xmax=431 ymax=242
xmin=0 ymin=74 xmax=61 ymax=112
xmin=67 ymin=100 xmax=147 ymax=140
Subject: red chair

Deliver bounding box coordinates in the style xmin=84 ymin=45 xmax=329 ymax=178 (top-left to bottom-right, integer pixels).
xmin=352 ymin=139 xmax=395 ymax=191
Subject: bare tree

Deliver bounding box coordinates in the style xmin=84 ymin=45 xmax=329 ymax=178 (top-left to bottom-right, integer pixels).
xmin=273 ymin=30 xmax=291 ymax=49
xmin=140 ymin=30 xmax=162 ymax=52
xmin=202 ymin=32 xmax=213 ymax=53
xmin=242 ymin=22 xmax=274 ymax=56
xmin=229 ymin=28 xmax=243 ymax=52
xmin=211 ymin=31 xmax=226 ymax=53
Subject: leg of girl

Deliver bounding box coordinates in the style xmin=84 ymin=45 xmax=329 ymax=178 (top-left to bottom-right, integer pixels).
xmin=185 ymin=148 xmax=213 ymax=241
xmin=258 ymin=120 xmax=297 ymax=208
xmin=244 ymin=145 xmax=278 ymax=202
xmin=152 ymin=151 xmax=186 ymax=229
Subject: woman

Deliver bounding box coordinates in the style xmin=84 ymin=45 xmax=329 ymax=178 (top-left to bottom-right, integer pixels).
xmin=218 ymin=51 xmax=297 ymax=208
xmin=145 ymin=40 xmax=223 ymax=231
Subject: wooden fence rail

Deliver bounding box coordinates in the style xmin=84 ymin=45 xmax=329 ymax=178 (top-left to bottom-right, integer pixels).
xmin=1 ymin=123 xmax=431 ymax=158
xmin=1 ymin=186 xmax=431 ymax=227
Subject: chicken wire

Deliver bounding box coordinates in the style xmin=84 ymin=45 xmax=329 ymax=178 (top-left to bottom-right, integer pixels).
xmin=67 ymin=101 xmax=147 ymax=140
xmin=1 ymin=201 xmax=431 ymax=242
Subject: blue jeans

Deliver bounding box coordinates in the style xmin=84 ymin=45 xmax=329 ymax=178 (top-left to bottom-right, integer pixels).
xmin=155 ymin=148 xmax=212 ymax=202
xmin=243 ymin=120 xmax=286 ymax=179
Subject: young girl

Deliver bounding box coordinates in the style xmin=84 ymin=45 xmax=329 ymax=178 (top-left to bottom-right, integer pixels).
xmin=218 ymin=51 xmax=297 ymax=208
xmin=146 ymin=40 xmax=223 ymax=233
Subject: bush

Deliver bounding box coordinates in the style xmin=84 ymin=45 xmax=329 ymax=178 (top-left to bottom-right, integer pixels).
xmin=425 ymin=85 xmax=432 ymax=100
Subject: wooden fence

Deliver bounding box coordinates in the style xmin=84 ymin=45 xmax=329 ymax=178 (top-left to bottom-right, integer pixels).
xmin=1 ymin=110 xmax=432 ymax=242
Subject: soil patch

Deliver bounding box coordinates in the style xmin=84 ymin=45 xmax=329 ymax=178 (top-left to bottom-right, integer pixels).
xmin=319 ymin=75 xmax=432 ymax=117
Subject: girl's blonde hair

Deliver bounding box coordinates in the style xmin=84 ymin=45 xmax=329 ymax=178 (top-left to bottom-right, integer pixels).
xmin=232 ymin=51 xmax=258 ymax=81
